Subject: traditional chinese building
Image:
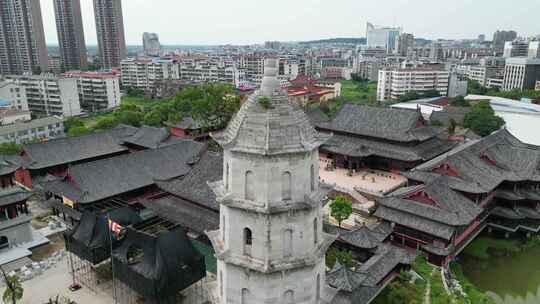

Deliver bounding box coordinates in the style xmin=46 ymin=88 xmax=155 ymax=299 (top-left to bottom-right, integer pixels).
xmin=317 ymin=104 xmax=456 ymax=172
xmin=380 ymin=129 xmax=540 ymax=265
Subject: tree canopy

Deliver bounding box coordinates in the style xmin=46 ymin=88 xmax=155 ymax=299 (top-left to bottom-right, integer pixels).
xmin=329 ymin=196 xmax=353 ymax=227
xmin=0 ymin=143 xmax=22 ymax=155
xmin=463 ymin=101 xmax=505 ymax=137
xmin=67 ymin=126 xmax=92 ymax=137
xmin=325 ymin=247 xmax=355 ymax=269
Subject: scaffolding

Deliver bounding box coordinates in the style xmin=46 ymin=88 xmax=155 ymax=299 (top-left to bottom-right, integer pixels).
xmin=67 ymin=252 xmax=113 ymax=295
xmin=65 ymin=204 xmax=211 ymax=303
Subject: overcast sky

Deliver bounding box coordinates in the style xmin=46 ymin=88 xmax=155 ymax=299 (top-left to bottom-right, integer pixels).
xmin=40 ymin=0 xmax=540 ymax=45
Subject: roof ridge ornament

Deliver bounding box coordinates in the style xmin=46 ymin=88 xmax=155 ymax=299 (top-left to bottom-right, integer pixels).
xmin=260 ymin=58 xmax=280 ymax=96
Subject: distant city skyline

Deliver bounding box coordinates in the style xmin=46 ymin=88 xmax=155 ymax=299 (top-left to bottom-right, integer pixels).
xmin=37 ymin=0 xmax=540 ymax=45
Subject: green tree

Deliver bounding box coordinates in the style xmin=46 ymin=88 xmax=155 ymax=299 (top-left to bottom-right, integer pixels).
xmin=67 ymin=126 xmax=92 ymax=137
xmin=0 ymin=143 xmax=22 ymax=155
xmin=463 ymin=101 xmax=505 ymax=137
xmin=63 ymin=117 xmax=85 ymax=132
xmin=329 ymin=195 xmax=353 ymax=227
xmin=143 ymin=110 xmax=164 ymax=127
xmin=126 ymin=88 xmax=144 ymax=97
xmin=94 ymin=116 xmax=119 ymax=130
xmin=116 ymin=110 xmax=143 ymax=127
xmin=173 ymin=83 xmax=240 ymax=129
xmin=325 ymin=247 xmax=355 ymax=268
xmin=1 ymin=267 xmax=23 ymax=304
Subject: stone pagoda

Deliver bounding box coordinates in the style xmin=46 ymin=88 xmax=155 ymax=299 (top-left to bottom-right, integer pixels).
xmin=207 ymin=58 xmax=336 ymax=304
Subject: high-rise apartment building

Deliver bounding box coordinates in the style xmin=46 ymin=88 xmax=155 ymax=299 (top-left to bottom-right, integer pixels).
xmin=93 ymin=0 xmax=127 ymax=69
xmin=53 ymin=0 xmax=88 ymax=72
xmin=366 ymin=22 xmax=402 ymax=53
xmin=0 ymin=0 xmax=48 ymax=75
xmin=377 ymin=68 xmax=450 ymax=101
xmin=493 ymin=30 xmax=517 ymax=52
xmin=143 ymin=32 xmax=161 ymax=57
xmin=396 ymin=33 xmax=414 ymax=56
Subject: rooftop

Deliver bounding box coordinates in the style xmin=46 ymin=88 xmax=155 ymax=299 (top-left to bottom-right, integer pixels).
xmin=0 ymin=116 xmax=63 ymax=136
xmin=211 ymin=58 xmax=330 ymax=155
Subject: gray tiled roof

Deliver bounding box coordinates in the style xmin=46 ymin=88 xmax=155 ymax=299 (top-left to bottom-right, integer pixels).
xmin=374 ymin=206 xmax=455 ymax=240
xmin=43 ymin=140 xmax=206 ymax=204
xmin=322 ymin=133 xmax=456 ymax=162
xmin=405 ymin=129 xmax=540 ymax=193
xmin=379 ymin=178 xmax=483 ymax=227
xmin=142 ymin=195 xmax=219 ymax=234
xmin=156 ymin=151 xmax=223 ymax=211
xmin=0 ymin=155 xmax=21 ymax=176
xmin=123 ymin=126 xmax=184 ymax=149
xmin=0 ymin=186 xmax=31 ymax=207
xmin=318 ymin=104 xmax=439 ymax=142
xmin=328 ymin=244 xmax=416 ymax=304
xmin=326 ymin=222 xmax=392 ymax=250
xmin=22 ymin=126 xmax=138 ymax=170
xmin=211 ymin=91 xmax=331 ymax=155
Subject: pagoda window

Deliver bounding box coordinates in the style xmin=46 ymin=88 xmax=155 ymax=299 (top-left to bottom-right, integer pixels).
xmin=245 ymin=171 xmax=255 ymax=201
xmin=241 ymin=288 xmax=250 ymax=304
xmin=243 ymin=227 xmax=252 ymax=256
xmin=284 ymin=290 xmax=295 ymax=304
xmin=282 ymin=172 xmax=292 ymax=200
xmin=283 ymin=229 xmax=293 ymax=258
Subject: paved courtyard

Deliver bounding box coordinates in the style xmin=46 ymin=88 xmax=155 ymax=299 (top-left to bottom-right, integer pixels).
xmin=319 ymin=159 xmax=407 ymax=195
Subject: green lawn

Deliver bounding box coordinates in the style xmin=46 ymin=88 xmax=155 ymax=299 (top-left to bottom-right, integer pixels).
xmin=340 ymin=80 xmax=377 ymax=102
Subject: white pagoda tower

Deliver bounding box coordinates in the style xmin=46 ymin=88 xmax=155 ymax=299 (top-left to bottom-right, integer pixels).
xmin=207 ymin=58 xmax=336 ymax=304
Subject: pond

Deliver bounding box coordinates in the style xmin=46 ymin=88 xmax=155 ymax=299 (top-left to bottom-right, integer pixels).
xmin=459 ymin=239 xmax=540 ymax=304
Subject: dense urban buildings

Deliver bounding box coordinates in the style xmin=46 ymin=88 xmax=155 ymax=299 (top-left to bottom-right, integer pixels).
xmin=121 ymin=58 xmax=180 ymax=94
xmin=53 ymin=0 xmax=88 ymax=72
xmin=0 ymin=0 xmax=48 ymax=75
xmin=93 ymin=0 xmax=127 ymax=68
